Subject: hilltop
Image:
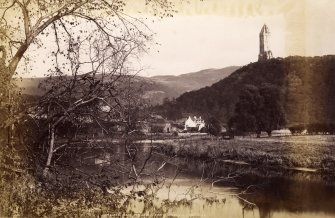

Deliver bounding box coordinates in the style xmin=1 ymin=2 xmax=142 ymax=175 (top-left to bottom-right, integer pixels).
xmin=150 ymin=66 xmax=239 ymax=94
xmin=165 ymin=55 xmax=335 ymax=126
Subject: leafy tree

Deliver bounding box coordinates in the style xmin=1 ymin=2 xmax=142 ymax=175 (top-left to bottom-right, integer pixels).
xmin=159 ymin=97 xmax=182 ymax=120
xmin=231 ymin=84 xmax=262 ymax=135
xmin=259 ymin=83 xmax=286 ymax=136
xmin=207 ymin=116 xmax=221 ymax=136
xmin=231 ymin=84 xmax=285 ymax=137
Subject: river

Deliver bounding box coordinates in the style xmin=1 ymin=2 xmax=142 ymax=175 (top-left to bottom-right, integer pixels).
xmin=56 ymin=142 xmax=335 ymax=218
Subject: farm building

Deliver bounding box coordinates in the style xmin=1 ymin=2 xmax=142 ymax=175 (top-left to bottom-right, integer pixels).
xmin=184 ymin=116 xmax=205 ymax=132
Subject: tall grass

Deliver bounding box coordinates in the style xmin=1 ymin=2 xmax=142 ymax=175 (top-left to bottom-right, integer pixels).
xmin=158 ymin=135 xmax=335 ymax=172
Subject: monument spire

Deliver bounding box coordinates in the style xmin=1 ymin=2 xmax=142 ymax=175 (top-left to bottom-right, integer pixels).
xmin=258 ymin=24 xmax=273 ymax=61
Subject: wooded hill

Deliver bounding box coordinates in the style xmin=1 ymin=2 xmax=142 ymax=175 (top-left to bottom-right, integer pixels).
xmin=164 ymin=55 xmax=335 ymax=126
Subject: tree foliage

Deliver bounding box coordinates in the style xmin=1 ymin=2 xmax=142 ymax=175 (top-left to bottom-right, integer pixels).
xmin=154 ymin=97 xmax=182 ymax=120
xmin=207 ymin=117 xmax=221 ymax=136
xmin=168 ymin=56 xmax=335 ymax=127
xmin=258 ymin=83 xmax=286 ymax=135
xmin=231 ymin=83 xmax=286 ymax=136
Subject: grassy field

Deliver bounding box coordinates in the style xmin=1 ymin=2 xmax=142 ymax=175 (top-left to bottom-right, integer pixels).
xmin=158 ymin=135 xmax=335 ymax=172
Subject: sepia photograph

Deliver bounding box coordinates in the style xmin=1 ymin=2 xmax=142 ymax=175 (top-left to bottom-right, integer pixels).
xmin=1 ymin=0 xmax=335 ymax=217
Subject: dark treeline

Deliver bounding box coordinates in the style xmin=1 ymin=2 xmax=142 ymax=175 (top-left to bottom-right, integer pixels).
xmin=289 ymin=123 xmax=335 ymax=135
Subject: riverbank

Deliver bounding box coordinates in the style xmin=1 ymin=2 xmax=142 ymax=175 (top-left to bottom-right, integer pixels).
xmin=157 ymin=135 xmax=335 ymax=174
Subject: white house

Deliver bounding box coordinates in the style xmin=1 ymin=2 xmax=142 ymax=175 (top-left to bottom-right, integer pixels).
xmin=184 ymin=116 xmax=205 ymax=131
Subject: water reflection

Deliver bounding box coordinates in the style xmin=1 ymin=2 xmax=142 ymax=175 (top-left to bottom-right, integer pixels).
xmin=239 ymin=175 xmax=335 ymax=218
xmin=58 ymin=143 xmax=335 ymax=218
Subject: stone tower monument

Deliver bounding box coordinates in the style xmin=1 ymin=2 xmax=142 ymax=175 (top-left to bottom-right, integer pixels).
xmin=258 ymin=24 xmax=273 ymax=61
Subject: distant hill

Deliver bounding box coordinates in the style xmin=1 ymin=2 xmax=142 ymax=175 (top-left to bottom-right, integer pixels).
xmin=15 ymin=77 xmax=44 ymax=96
xmin=165 ymin=56 xmax=335 ymax=126
xmin=17 ymin=66 xmax=240 ymax=104
xmin=144 ymin=66 xmax=240 ymax=104
xmin=150 ymin=66 xmax=240 ymax=94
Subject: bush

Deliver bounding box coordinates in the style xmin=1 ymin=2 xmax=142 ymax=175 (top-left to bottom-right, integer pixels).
xmin=207 ymin=117 xmax=221 ymax=136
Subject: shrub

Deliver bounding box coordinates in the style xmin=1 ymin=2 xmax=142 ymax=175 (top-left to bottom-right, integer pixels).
xmin=207 ymin=117 xmax=221 ymax=136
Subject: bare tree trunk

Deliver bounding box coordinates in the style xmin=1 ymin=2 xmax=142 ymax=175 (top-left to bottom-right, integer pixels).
xmin=7 ymin=85 xmax=12 ymax=145
xmin=1 ymin=45 xmax=21 ymax=146
xmin=43 ymin=126 xmax=55 ymax=177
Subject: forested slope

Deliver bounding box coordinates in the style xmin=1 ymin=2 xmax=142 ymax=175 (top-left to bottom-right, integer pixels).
xmin=172 ymin=56 xmax=335 ymax=126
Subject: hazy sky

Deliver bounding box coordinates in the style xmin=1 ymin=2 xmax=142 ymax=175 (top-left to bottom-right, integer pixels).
xmin=17 ymin=0 xmax=335 ymax=77
xmin=139 ymin=0 xmax=335 ymax=76
xmin=139 ymin=15 xmax=286 ymax=77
